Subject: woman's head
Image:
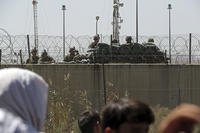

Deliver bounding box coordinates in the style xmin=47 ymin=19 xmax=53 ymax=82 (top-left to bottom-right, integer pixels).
xmin=0 ymin=68 xmax=48 ymax=131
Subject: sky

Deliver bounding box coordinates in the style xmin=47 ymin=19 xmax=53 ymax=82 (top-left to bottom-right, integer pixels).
xmin=0 ymin=0 xmax=199 ymax=36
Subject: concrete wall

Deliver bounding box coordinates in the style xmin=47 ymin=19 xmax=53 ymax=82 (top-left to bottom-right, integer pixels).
xmin=1 ymin=64 xmax=200 ymax=109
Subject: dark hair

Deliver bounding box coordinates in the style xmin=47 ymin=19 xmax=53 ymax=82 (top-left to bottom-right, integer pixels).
xmin=78 ymin=110 xmax=101 ymax=133
xmin=102 ymin=98 xmax=155 ymax=130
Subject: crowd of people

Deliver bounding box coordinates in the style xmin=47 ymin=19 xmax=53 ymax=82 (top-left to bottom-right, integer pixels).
xmin=78 ymin=99 xmax=200 ymax=133
xmin=0 ymin=68 xmax=200 ymax=133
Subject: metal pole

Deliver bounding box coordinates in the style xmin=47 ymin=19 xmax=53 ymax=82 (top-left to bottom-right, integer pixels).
xmin=100 ymin=34 xmax=103 ymax=43
xmin=110 ymin=35 xmax=113 ymax=45
xmin=96 ymin=20 xmax=98 ymax=35
xmin=62 ymin=5 xmax=66 ymax=60
xmin=136 ymin=0 xmax=139 ymax=43
xmin=32 ymin=0 xmax=39 ymax=51
xmin=27 ymin=35 xmax=31 ymax=60
xmin=168 ymin=4 xmax=172 ymax=63
xmin=110 ymin=35 xmax=113 ymax=61
xmin=165 ymin=50 xmax=167 ymax=63
xmin=189 ymin=33 xmax=192 ymax=64
xmin=96 ymin=16 xmax=99 ymax=35
xmin=0 ymin=49 xmax=1 ymax=65
xmin=19 ymin=49 xmax=23 ymax=65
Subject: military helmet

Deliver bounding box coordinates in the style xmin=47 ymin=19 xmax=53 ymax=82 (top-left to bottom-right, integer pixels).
xmin=125 ymin=36 xmax=132 ymax=42
xmin=148 ymin=38 xmax=154 ymax=43
xmin=93 ymin=35 xmax=100 ymax=41
xmin=69 ymin=47 xmax=76 ymax=52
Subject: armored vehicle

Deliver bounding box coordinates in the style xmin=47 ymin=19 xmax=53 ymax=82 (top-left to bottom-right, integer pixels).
xmin=87 ymin=41 xmax=168 ymax=64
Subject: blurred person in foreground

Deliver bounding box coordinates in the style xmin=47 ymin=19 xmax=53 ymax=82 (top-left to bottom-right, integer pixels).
xmin=159 ymin=103 xmax=200 ymax=133
xmin=78 ymin=110 xmax=101 ymax=133
xmin=102 ymin=98 xmax=155 ymax=133
xmin=0 ymin=68 xmax=48 ymax=132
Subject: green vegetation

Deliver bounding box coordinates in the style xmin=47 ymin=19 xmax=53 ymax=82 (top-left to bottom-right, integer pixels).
xmin=44 ymin=77 xmax=200 ymax=133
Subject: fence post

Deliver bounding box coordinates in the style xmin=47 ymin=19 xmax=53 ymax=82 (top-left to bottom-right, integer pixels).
xmin=19 ymin=49 xmax=23 ymax=65
xmin=110 ymin=35 xmax=113 ymax=62
xmin=189 ymin=33 xmax=192 ymax=64
xmin=27 ymin=35 xmax=31 ymax=60
xmin=0 ymin=49 xmax=1 ymax=65
xmin=164 ymin=50 xmax=167 ymax=63
xmin=110 ymin=35 xmax=113 ymax=45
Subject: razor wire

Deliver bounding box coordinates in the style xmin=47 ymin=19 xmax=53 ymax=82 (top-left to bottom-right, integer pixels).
xmin=1 ymin=33 xmax=200 ymax=64
xmin=0 ymin=28 xmax=13 ymax=64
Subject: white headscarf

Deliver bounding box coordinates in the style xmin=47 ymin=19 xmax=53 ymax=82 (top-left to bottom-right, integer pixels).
xmin=0 ymin=108 xmax=36 ymax=133
xmin=0 ymin=68 xmax=48 ymax=132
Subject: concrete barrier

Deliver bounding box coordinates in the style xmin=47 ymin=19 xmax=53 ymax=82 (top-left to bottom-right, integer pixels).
xmin=1 ymin=64 xmax=200 ymax=109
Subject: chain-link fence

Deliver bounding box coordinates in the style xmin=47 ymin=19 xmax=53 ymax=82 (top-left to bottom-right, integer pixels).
xmin=0 ymin=32 xmax=200 ymax=64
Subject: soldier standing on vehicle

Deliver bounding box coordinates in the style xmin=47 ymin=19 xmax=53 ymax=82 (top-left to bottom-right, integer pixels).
xmin=118 ymin=36 xmax=134 ymax=62
xmin=125 ymin=36 xmax=134 ymax=45
xmin=88 ymin=35 xmax=100 ymax=49
xmin=144 ymin=38 xmax=159 ymax=51
xmin=143 ymin=38 xmax=161 ymax=63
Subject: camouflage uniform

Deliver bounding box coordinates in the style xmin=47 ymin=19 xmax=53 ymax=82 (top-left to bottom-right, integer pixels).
xmin=144 ymin=38 xmax=161 ymax=63
xmin=88 ymin=35 xmax=100 ymax=49
xmin=26 ymin=47 xmax=39 ymax=64
xmin=39 ymin=50 xmax=55 ymax=64
xmin=64 ymin=47 xmax=78 ymax=62
xmin=117 ymin=36 xmax=132 ymax=62
xmin=144 ymin=38 xmax=159 ymax=51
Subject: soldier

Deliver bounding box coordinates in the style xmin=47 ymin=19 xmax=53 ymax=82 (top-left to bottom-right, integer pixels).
xmin=131 ymin=38 xmax=145 ymax=63
xmin=88 ymin=35 xmax=100 ymax=49
xmin=88 ymin=35 xmax=100 ymax=63
xmin=125 ymin=36 xmax=133 ymax=45
xmin=144 ymin=38 xmax=159 ymax=51
xmin=144 ymin=38 xmax=160 ymax=63
xmin=26 ymin=47 xmax=39 ymax=64
xmin=39 ymin=50 xmax=55 ymax=64
xmin=119 ymin=36 xmax=134 ymax=62
xmin=64 ymin=47 xmax=78 ymax=62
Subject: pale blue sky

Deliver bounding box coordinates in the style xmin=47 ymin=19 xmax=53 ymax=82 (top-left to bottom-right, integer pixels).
xmin=0 ymin=0 xmax=199 ymax=36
